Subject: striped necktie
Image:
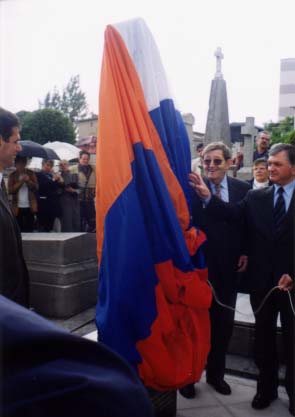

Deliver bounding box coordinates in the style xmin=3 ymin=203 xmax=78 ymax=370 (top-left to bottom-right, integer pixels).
xmin=214 ymin=183 xmax=222 ymax=199
xmin=274 ymin=187 xmax=286 ymax=229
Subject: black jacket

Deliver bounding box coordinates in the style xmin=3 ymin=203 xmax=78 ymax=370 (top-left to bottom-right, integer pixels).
xmin=0 ymin=188 xmax=29 ymax=306
xmin=206 ymin=185 xmax=295 ymax=293
xmin=191 ymin=176 xmax=250 ymax=298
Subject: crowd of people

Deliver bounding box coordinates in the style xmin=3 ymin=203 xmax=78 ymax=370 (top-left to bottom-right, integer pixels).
xmin=1 ymin=107 xmax=294 ymax=416
xmin=6 ymin=150 xmax=96 ymax=233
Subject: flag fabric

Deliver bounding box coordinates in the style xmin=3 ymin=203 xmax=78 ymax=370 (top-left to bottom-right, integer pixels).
xmin=96 ymin=18 xmax=212 ymax=391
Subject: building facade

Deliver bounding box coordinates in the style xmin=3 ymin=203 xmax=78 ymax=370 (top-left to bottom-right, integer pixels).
xmin=278 ymin=58 xmax=295 ymax=120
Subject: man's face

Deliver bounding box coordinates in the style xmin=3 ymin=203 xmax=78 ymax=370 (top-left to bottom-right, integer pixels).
xmin=253 ymin=163 xmax=269 ymax=183
xmin=42 ymin=161 xmax=53 ymax=173
xmin=0 ymin=127 xmax=21 ymax=170
xmin=268 ymin=151 xmax=295 ymax=185
xmin=256 ymin=134 xmax=270 ymax=152
xmin=202 ymin=149 xmax=232 ymax=184
xmin=59 ymin=162 xmax=68 ymax=173
xmin=79 ymin=154 xmax=90 ymax=166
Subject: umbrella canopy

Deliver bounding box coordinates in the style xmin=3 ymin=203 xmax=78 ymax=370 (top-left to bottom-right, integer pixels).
xmin=19 ymin=141 xmax=60 ymax=160
xmin=43 ymin=141 xmax=80 ymax=161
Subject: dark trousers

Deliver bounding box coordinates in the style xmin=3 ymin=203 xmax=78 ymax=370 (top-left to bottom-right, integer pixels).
xmin=250 ymin=290 xmax=294 ymax=399
xmin=60 ymin=195 xmax=80 ymax=232
xmin=206 ymin=291 xmax=237 ymax=381
xmin=80 ymin=200 xmax=96 ymax=232
xmin=16 ymin=208 xmax=35 ymax=232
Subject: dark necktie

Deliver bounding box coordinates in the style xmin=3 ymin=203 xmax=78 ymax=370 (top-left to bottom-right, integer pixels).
xmin=274 ymin=187 xmax=286 ymax=229
xmin=1 ymin=178 xmax=8 ymax=199
xmin=214 ymin=183 xmax=222 ymax=200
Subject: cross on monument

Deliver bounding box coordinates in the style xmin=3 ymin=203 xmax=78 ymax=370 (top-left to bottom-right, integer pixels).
xmin=241 ymin=117 xmax=258 ymax=167
xmin=214 ymin=47 xmax=224 ymax=79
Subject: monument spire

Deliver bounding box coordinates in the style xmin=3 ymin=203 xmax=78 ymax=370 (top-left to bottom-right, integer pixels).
xmin=204 ymin=47 xmax=231 ymax=147
xmin=214 ymin=47 xmax=224 ymax=79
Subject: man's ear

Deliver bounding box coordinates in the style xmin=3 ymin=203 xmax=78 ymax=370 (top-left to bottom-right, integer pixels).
xmin=226 ymin=159 xmax=233 ymax=168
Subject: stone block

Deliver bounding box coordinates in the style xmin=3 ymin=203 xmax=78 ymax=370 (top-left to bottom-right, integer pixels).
xmin=22 ymin=233 xmax=98 ymax=318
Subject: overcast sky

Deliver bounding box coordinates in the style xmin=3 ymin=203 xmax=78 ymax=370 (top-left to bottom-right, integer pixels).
xmin=1 ymin=0 xmax=294 ymax=132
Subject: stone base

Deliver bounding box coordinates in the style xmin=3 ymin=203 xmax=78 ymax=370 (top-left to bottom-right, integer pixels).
xmin=229 ymin=321 xmax=284 ymax=360
xmin=22 ymin=233 xmax=98 ymax=318
xmin=236 ymin=167 xmax=252 ymax=181
xmin=147 ymin=388 xmax=177 ymax=417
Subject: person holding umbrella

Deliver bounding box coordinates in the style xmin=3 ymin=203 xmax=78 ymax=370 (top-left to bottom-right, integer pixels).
xmin=36 ymin=159 xmax=64 ymax=232
xmin=8 ymin=155 xmax=38 ymax=232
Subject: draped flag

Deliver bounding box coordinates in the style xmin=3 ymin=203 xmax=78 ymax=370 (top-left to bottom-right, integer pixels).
xmin=96 ymin=18 xmax=212 ymax=391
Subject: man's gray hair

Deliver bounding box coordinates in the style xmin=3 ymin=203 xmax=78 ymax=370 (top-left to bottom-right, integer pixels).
xmin=202 ymin=141 xmax=232 ymax=160
xmin=256 ymin=131 xmax=271 ymax=141
xmin=269 ymin=143 xmax=295 ymax=165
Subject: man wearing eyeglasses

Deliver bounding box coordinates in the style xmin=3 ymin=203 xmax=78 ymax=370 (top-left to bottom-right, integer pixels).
xmin=180 ymin=141 xmax=250 ymax=399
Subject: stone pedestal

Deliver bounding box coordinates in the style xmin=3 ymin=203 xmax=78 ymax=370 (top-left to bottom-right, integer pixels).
xmin=147 ymin=388 xmax=177 ymax=417
xmin=22 ymin=233 xmax=98 ymax=318
xmin=236 ymin=166 xmax=253 ymax=181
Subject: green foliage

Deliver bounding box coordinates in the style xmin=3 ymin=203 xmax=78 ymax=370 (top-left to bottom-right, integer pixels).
xmin=286 ymin=130 xmax=295 ymax=145
xmin=39 ymin=75 xmax=88 ymax=122
xmin=20 ymin=109 xmax=76 ymax=145
xmin=265 ymin=116 xmax=294 ymax=144
xmin=16 ymin=110 xmax=31 ymax=126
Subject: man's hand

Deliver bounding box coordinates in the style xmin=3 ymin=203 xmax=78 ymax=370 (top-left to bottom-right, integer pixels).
xmin=278 ymin=273 xmax=293 ymax=291
xmin=188 ymin=172 xmax=211 ymax=200
xmin=237 ymin=255 xmax=248 ymax=272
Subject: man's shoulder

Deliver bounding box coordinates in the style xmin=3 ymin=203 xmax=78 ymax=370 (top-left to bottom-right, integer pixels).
xmin=228 ymin=176 xmax=251 ymax=189
xmin=246 ymin=185 xmax=273 ymax=201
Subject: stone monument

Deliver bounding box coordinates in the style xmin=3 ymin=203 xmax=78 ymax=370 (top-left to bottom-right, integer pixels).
xmin=204 ymin=47 xmax=231 ymax=147
xmin=237 ymin=117 xmax=258 ymax=181
xmin=182 ymin=112 xmax=195 ymax=156
xmin=22 ymin=233 xmax=98 ymax=318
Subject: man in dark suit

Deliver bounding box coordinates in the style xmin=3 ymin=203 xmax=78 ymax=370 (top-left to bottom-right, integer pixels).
xmin=189 ymin=143 xmax=295 ymax=414
xmin=180 ymin=142 xmax=250 ymax=398
xmin=253 ymin=131 xmax=271 ymax=161
xmin=0 ymin=107 xmax=29 ymax=307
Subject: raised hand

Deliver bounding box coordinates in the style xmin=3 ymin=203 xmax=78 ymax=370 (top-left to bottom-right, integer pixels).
xmin=188 ymin=172 xmax=211 ymax=200
xmin=278 ymin=273 xmax=293 ymax=291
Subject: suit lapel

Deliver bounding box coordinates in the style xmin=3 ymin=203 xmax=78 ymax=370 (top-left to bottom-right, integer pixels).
xmin=0 ymin=187 xmax=12 ymax=216
xmin=0 ymin=187 xmax=21 ymax=240
xmin=256 ymin=186 xmax=275 ymax=236
xmin=276 ymin=188 xmax=295 ymax=238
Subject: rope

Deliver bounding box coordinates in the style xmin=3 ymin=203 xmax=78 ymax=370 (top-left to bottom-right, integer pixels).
xmin=208 ymin=281 xmax=295 ymax=317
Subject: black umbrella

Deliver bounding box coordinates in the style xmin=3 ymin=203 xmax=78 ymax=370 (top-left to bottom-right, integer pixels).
xmin=19 ymin=141 xmax=60 ymax=160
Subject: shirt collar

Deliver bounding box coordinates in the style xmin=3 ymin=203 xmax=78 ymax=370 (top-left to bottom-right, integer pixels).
xmin=253 ymin=179 xmax=269 ymax=189
xmin=209 ymin=175 xmax=227 ymax=191
xmin=274 ymin=178 xmax=295 ymax=197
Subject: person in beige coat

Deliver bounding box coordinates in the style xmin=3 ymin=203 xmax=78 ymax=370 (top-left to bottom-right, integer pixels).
xmin=8 ymin=155 xmax=38 ymax=232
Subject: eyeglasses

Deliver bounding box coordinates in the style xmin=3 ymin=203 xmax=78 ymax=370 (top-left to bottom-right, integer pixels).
xmin=203 ymin=158 xmax=224 ymax=166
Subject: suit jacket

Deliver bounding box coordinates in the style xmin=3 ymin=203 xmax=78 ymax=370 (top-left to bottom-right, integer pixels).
xmin=0 ymin=187 xmax=29 ymax=306
xmin=191 ymin=176 xmax=251 ymax=298
xmin=207 ymin=185 xmax=295 ymax=293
